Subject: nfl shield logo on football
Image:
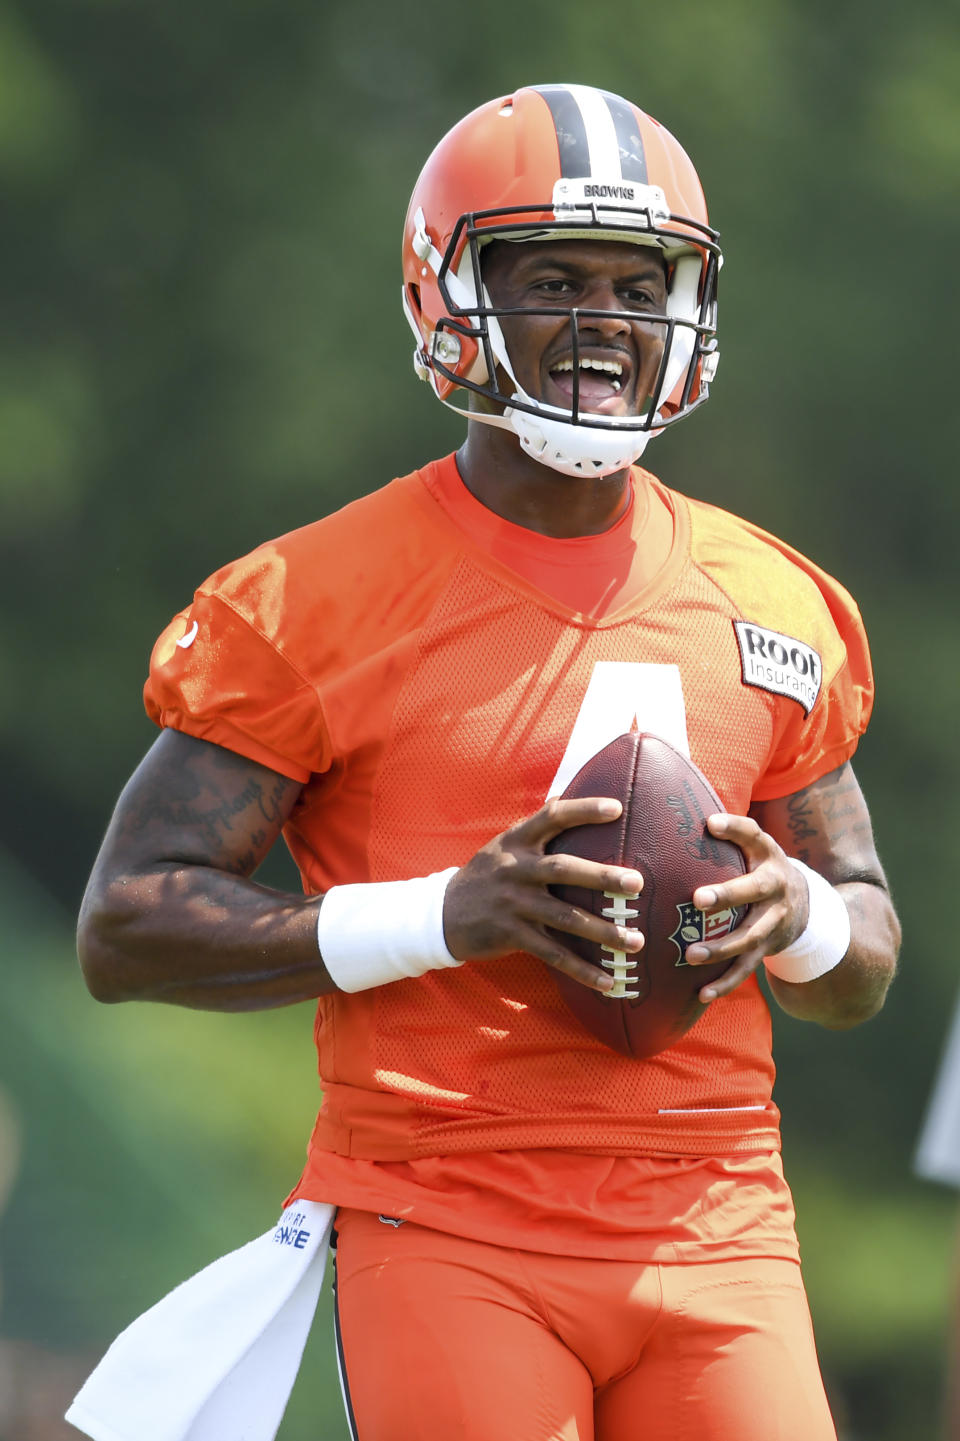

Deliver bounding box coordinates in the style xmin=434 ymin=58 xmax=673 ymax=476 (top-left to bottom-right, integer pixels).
xmin=669 ymin=901 xmax=741 ymax=965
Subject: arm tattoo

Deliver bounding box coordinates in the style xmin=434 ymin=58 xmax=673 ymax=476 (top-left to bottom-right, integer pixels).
xmin=818 ymin=769 xmax=874 ymax=848
xmin=786 ymin=767 xmax=871 ymax=850
xmin=768 ymin=765 xmax=887 ymax=890
xmin=785 ymin=790 xmax=818 ymax=863
xmin=125 ymin=754 xmax=299 ymax=875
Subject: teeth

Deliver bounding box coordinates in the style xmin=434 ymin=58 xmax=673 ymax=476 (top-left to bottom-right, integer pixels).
xmin=553 ymin=357 xmax=624 ymax=377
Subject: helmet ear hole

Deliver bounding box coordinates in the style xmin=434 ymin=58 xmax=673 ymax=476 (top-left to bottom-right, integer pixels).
xmin=406 ymin=283 xmax=422 ymax=320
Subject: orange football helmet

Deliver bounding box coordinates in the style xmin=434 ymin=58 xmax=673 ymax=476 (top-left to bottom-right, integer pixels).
xmin=402 ymin=84 xmax=721 ymax=477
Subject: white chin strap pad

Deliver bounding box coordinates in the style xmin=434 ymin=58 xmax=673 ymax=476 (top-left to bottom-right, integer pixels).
xmin=506 ymin=405 xmax=652 ymax=478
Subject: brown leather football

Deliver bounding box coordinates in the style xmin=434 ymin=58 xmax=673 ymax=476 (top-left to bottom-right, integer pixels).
xmin=546 ymin=731 xmax=747 ymax=1058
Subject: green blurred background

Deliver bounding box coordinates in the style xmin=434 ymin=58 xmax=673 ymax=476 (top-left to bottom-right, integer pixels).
xmin=1 ymin=0 xmax=958 ymax=1436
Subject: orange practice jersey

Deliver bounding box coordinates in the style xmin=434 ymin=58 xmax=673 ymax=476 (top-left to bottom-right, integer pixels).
xmin=145 ymin=455 xmax=872 ymax=1255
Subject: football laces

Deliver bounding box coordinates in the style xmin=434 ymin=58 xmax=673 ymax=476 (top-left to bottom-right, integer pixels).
xmin=601 ymin=891 xmax=641 ymax=998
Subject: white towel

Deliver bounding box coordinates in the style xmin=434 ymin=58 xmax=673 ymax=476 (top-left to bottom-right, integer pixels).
xmin=65 ymin=1199 xmax=335 ymax=1441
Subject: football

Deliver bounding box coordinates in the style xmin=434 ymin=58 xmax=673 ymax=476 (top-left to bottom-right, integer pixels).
xmin=546 ymin=731 xmax=747 ymax=1058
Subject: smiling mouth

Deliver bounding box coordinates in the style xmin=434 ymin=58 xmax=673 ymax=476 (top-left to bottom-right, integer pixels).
xmin=547 ymin=357 xmax=631 ymax=413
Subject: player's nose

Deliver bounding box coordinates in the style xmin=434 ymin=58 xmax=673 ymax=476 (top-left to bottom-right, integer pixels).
xmin=576 ymin=283 xmax=632 ymax=335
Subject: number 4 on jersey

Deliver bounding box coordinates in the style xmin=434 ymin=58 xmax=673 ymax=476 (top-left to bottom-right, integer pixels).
xmin=546 ymin=662 xmax=690 ymax=799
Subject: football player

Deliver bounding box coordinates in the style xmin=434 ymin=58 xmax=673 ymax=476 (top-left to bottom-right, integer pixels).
xmin=74 ymin=85 xmax=900 ymax=1441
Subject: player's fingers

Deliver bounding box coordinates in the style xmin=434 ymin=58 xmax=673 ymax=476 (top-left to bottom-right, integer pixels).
xmin=706 ymin=812 xmax=784 ymax=876
xmin=510 ymin=922 xmax=615 ymax=993
xmin=684 ymin=897 xmax=784 ymax=967
xmin=692 ymin=860 xmax=780 ymax=915
xmin=532 ymin=850 xmax=644 ymax=898
xmin=700 ymin=812 xmax=761 ymax=841
xmin=517 ymin=796 xmax=623 ymax=846
xmin=523 ymin=890 xmax=644 ymax=954
xmin=697 ymin=947 xmax=766 ymax=1003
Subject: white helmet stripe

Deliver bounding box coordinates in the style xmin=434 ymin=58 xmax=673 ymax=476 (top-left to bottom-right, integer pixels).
xmin=534 ymin=84 xmax=625 ymax=181
xmin=598 ymin=89 xmax=649 ymax=183
xmin=564 ymin=84 xmax=624 ymax=179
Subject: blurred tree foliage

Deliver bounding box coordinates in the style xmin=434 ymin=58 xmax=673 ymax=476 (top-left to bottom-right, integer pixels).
xmin=1 ymin=0 xmax=958 ymax=1437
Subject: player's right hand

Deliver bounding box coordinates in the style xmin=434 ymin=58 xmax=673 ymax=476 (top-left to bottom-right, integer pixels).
xmin=441 ymin=798 xmax=644 ymax=992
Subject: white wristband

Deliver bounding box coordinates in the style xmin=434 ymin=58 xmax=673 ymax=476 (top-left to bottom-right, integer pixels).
xmin=317 ymin=868 xmax=462 ymax=993
xmin=763 ymin=858 xmax=851 ymax=983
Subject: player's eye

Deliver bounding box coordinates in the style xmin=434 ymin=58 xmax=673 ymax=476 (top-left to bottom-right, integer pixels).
xmin=621 ymin=287 xmax=660 ymax=308
xmin=534 ymin=278 xmax=575 ymax=296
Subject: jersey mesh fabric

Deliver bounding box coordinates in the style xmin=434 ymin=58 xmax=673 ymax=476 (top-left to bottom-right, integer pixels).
xmin=145 ymin=454 xmax=872 ymax=1171
xmin=315 ymin=558 xmax=778 ymax=1157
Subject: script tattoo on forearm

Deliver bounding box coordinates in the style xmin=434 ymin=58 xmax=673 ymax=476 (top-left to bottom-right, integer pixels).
xmin=780 ymin=764 xmax=883 ymax=887
xmin=785 ymin=789 xmax=818 ymax=863
xmin=818 ymin=768 xmax=872 ymax=847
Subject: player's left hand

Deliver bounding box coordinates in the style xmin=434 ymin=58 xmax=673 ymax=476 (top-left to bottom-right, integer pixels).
xmin=684 ymin=814 xmax=810 ymax=1003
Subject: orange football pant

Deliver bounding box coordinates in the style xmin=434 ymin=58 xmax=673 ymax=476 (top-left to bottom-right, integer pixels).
xmin=332 ymin=1208 xmax=837 ymax=1441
